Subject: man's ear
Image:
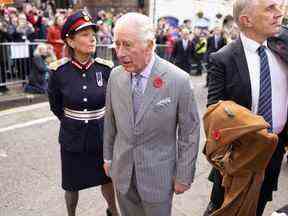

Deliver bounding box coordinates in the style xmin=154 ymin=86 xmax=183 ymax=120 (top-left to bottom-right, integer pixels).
xmin=66 ymin=38 xmax=75 ymax=48
xmin=239 ymin=15 xmax=253 ymax=28
xmin=146 ymin=39 xmax=155 ymax=50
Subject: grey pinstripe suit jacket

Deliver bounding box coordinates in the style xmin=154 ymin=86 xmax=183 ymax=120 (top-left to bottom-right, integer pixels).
xmin=103 ymin=55 xmax=200 ymax=203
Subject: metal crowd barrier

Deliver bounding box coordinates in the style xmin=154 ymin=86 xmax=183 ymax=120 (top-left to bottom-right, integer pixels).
xmin=0 ymin=42 xmax=206 ymax=90
xmin=0 ymin=42 xmax=43 ymax=87
xmin=0 ymin=42 xmax=174 ymax=89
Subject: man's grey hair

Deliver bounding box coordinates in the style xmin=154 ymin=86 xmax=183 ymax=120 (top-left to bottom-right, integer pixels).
xmin=233 ymin=0 xmax=254 ymax=27
xmin=114 ymin=12 xmax=156 ymax=45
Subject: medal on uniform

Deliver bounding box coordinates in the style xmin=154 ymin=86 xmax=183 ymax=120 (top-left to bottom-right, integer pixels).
xmin=96 ymin=72 xmax=103 ymax=87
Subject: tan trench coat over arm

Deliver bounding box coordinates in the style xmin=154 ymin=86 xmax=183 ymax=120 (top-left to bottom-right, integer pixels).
xmin=203 ymin=101 xmax=278 ymax=216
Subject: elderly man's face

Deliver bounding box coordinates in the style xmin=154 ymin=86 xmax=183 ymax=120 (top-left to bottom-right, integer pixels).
xmin=249 ymin=0 xmax=283 ymax=37
xmin=114 ymin=27 xmax=153 ymax=73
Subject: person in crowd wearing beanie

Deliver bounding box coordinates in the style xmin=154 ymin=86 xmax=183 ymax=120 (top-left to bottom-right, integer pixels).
xmin=48 ymin=10 xmax=118 ymax=216
xmin=204 ymin=0 xmax=288 ymax=216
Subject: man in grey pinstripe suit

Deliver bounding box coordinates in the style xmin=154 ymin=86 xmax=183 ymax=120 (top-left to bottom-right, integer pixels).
xmin=103 ymin=12 xmax=200 ymax=216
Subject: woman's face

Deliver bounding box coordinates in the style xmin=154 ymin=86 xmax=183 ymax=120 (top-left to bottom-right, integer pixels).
xmin=55 ymin=15 xmax=64 ymax=27
xmin=68 ymin=28 xmax=97 ymax=56
xmin=11 ymin=16 xmax=18 ymax=26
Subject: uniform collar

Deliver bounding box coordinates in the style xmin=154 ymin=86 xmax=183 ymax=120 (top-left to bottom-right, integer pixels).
xmin=71 ymin=57 xmax=94 ymax=70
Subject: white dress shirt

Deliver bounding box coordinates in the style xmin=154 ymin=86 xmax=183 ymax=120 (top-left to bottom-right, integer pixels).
xmin=241 ymin=33 xmax=288 ymax=134
xmin=182 ymin=39 xmax=188 ymax=50
xmin=214 ymin=35 xmax=220 ymax=49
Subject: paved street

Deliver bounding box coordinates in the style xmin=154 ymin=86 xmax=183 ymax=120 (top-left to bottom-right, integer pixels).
xmin=0 ymin=74 xmax=287 ymax=216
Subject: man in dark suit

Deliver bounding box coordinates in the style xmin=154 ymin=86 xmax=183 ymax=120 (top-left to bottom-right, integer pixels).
xmin=170 ymin=28 xmax=194 ymax=74
xmin=207 ymin=26 xmax=226 ymax=56
xmin=204 ymin=0 xmax=288 ymax=216
xmin=206 ymin=26 xmax=226 ymax=86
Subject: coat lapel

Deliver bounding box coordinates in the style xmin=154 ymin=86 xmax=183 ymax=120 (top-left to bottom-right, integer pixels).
xmin=118 ymin=67 xmax=134 ymax=124
xmin=232 ymin=38 xmax=252 ymax=108
xmin=135 ymin=56 xmax=166 ymax=125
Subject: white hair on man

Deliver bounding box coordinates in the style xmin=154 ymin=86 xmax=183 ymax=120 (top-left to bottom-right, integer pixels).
xmin=114 ymin=12 xmax=156 ymax=48
xmin=233 ymin=0 xmax=253 ymax=28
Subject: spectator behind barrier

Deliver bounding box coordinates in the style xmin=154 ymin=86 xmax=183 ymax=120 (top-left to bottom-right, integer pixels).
xmin=16 ymin=13 xmax=34 ymax=41
xmin=24 ymin=43 xmax=53 ymax=94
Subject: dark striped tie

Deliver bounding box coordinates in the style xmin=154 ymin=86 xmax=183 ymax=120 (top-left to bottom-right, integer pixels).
xmin=257 ymin=45 xmax=273 ymax=132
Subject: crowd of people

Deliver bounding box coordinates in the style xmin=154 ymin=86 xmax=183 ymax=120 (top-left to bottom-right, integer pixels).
xmin=1 ymin=0 xmax=288 ymax=216
xmin=0 ymin=1 xmax=245 ymax=95
xmin=0 ymin=2 xmax=136 ymax=45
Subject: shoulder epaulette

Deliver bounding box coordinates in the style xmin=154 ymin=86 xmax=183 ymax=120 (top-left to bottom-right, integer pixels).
xmin=49 ymin=57 xmax=69 ymax=71
xmin=95 ymin=57 xmax=114 ymax=68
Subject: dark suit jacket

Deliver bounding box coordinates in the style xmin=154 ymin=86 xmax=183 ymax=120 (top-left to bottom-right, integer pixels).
xmin=207 ymin=36 xmax=288 ymax=202
xmin=170 ymin=39 xmax=194 ymax=72
xmin=207 ymin=35 xmax=226 ymax=56
xmin=207 ymin=38 xmax=252 ymax=108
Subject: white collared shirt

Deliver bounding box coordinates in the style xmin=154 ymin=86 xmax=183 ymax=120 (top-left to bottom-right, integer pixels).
xmin=214 ymin=35 xmax=220 ymax=49
xmin=182 ymin=39 xmax=188 ymax=50
xmin=131 ymin=54 xmax=155 ymax=94
xmin=241 ymin=33 xmax=288 ymax=133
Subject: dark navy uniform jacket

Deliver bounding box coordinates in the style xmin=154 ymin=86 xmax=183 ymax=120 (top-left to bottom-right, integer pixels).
xmin=48 ymin=58 xmax=112 ymax=153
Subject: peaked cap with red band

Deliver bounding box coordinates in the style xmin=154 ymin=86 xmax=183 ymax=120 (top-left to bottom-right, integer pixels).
xmin=61 ymin=10 xmax=98 ymax=40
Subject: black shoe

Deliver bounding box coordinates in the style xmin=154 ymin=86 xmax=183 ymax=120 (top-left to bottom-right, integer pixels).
xmin=106 ymin=209 xmax=112 ymax=216
xmin=203 ymin=202 xmax=218 ymax=216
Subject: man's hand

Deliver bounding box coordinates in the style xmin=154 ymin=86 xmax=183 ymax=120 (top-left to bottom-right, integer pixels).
xmin=174 ymin=181 xmax=190 ymax=194
xmin=103 ymin=162 xmax=111 ymax=177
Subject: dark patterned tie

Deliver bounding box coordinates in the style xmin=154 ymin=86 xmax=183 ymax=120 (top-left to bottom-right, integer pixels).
xmin=132 ymin=74 xmax=143 ymax=117
xmin=257 ymin=45 xmax=273 ymax=132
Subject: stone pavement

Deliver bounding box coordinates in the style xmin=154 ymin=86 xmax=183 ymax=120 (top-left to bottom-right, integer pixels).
xmin=0 ymin=84 xmax=47 ymax=111
xmin=0 ymin=74 xmax=287 ymax=216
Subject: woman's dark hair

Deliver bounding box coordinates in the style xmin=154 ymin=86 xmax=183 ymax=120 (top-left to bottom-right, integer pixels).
xmin=65 ymin=33 xmax=76 ymax=58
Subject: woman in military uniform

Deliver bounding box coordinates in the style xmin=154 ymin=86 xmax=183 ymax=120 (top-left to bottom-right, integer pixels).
xmin=48 ymin=10 xmax=117 ymax=216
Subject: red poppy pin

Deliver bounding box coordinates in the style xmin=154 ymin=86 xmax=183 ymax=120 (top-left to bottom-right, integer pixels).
xmin=153 ymin=76 xmax=164 ymax=89
xmin=212 ymin=129 xmax=221 ymax=141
